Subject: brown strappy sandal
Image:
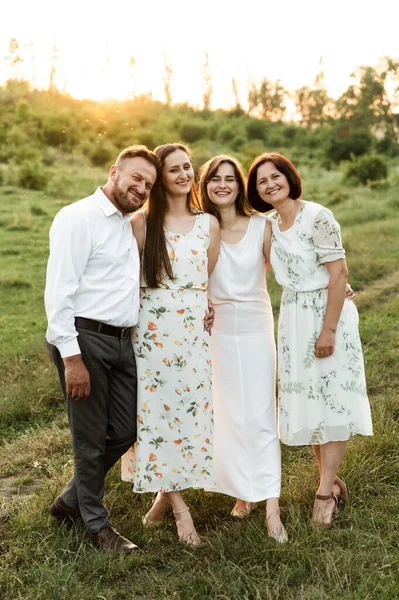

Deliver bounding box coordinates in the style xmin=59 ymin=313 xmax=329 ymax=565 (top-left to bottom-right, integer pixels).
xmin=311 ymin=492 xmax=339 ymax=528
xmin=334 ymin=477 xmax=349 ymax=508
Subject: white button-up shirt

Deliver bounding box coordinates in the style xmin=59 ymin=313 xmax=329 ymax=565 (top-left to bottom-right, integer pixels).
xmin=45 ymin=187 xmax=140 ymax=358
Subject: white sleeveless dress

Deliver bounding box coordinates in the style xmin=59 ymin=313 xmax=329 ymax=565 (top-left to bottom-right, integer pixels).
xmin=269 ymin=201 xmax=373 ymax=446
xmin=207 ymin=213 xmax=281 ymax=501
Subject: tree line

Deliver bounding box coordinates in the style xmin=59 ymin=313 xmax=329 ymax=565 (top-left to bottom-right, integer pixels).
xmin=1 ymin=37 xmax=399 ymax=193
xmin=5 ymin=38 xmax=399 ymax=133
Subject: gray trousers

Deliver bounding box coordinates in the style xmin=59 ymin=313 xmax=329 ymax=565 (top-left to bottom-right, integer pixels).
xmin=47 ymin=327 xmax=137 ymax=534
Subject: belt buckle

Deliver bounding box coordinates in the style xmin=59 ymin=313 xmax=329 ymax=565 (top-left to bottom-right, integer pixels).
xmin=120 ymin=327 xmax=130 ymax=339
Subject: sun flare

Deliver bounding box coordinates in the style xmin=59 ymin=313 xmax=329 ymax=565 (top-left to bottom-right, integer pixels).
xmin=1 ymin=0 xmax=399 ymax=109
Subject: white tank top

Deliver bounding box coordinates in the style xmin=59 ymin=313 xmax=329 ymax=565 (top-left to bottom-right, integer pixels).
xmin=209 ymin=213 xmax=271 ymax=307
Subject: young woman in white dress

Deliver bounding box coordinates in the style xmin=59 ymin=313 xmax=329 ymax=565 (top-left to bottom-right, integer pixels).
xmin=198 ymin=155 xmax=287 ymax=542
xmin=247 ymin=152 xmax=373 ymax=527
xmin=121 ymin=143 xmax=220 ymax=546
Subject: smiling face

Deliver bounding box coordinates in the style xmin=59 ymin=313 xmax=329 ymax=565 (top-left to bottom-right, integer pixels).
xmin=206 ymin=161 xmax=239 ymax=209
xmin=162 ymin=149 xmax=194 ymax=197
xmin=255 ymin=161 xmax=291 ymax=206
xmin=110 ymin=156 xmax=157 ymax=213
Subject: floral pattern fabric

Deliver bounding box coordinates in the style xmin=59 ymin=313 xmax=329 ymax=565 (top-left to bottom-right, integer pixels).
xmin=121 ymin=213 xmax=214 ymax=491
xmin=269 ymin=201 xmax=373 ymax=446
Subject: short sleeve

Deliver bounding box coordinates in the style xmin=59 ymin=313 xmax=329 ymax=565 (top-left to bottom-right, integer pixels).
xmin=312 ymin=208 xmax=346 ymax=264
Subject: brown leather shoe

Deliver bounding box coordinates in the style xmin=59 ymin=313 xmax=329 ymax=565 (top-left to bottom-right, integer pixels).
xmin=92 ymin=526 xmax=139 ymax=554
xmin=50 ymin=497 xmax=81 ymax=527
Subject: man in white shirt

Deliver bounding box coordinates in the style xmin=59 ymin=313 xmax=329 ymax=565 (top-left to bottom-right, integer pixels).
xmin=45 ymin=145 xmax=160 ymax=554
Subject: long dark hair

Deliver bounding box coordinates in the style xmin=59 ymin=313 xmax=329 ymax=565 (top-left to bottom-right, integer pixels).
xmin=198 ymin=154 xmax=253 ymax=221
xmin=142 ymin=143 xmax=201 ymax=288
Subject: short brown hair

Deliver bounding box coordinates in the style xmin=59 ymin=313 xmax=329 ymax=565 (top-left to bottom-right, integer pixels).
xmin=198 ymin=155 xmax=253 ymax=222
xmin=247 ymin=153 xmax=302 ymax=212
xmin=115 ymin=144 xmax=161 ymax=176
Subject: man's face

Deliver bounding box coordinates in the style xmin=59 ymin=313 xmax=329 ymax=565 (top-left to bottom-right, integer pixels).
xmin=111 ymin=157 xmax=157 ymax=214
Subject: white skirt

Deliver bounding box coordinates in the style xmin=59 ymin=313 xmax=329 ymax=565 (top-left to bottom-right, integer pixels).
xmin=278 ymin=289 xmax=373 ymax=446
xmin=208 ymin=301 xmax=281 ymax=501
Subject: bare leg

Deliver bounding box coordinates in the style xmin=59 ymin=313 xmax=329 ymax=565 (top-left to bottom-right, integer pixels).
xmin=168 ymin=491 xmax=200 ymax=547
xmin=312 ymin=445 xmax=322 ymax=474
xmin=312 ymin=440 xmax=348 ymax=526
xmin=142 ymin=491 xmax=170 ymax=526
xmin=312 ymin=444 xmax=342 ymax=498
xmin=266 ymin=497 xmax=288 ymax=543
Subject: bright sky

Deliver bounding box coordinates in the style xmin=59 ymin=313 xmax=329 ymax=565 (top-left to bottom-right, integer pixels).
xmin=1 ymin=0 xmax=399 ymax=110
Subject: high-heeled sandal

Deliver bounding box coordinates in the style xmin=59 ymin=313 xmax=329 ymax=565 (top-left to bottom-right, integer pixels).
xmin=231 ymin=500 xmax=252 ymax=518
xmin=173 ymin=507 xmax=201 ymax=548
xmin=334 ymin=477 xmax=349 ymax=507
xmin=266 ymin=511 xmax=288 ymax=543
xmin=142 ymin=492 xmax=170 ymax=527
xmin=311 ymin=492 xmax=339 ymax=528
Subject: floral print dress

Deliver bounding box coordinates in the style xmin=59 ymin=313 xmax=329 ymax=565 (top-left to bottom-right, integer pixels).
xmin=269 ymin=201 xmax=373 ymax=446
xmin=121 ymin=213 xmax=214 ymax=492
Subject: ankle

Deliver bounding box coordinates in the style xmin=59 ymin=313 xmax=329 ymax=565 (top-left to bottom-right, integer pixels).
xmin=173 ymin=506 xmax=190 ymax=516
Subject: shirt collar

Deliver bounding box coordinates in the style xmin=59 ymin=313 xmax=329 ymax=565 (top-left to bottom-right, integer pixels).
xmin=95 ymin=187 xmax=122 ymax=218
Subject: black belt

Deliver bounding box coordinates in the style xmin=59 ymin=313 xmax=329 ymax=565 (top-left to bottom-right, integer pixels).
xmin=75 ymin=317 xmax=133 ymax=339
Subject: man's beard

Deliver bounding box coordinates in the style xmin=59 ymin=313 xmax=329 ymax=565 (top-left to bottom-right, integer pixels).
xmin=112 ymin=179 xmax=145 ymax=214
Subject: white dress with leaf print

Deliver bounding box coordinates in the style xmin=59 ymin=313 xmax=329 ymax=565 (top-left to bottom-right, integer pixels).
xmin=121 ymin=212 xmax=214 ymax=492
xmin=269 ymin=201 xmax=373 ymax=446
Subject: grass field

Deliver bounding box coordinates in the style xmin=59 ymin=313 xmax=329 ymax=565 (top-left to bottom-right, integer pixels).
xmin=0 ymin=156 xmax=398 ymax=599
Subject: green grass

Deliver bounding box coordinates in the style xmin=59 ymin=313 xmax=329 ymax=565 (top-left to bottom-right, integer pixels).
xmin=1 ymin=158 xmax=399 ymax=599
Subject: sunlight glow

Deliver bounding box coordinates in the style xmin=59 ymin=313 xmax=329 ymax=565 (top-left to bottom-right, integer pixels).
xmin=1 ymin=0 xmax=399 ymax=109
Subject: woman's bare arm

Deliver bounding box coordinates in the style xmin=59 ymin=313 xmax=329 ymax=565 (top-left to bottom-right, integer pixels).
xmin=315 ymin=258 xmax=348 ymax=358
xmin=207 ymin=215 xmax=221 ymax=275
xmin=263 ymin=218 xmax=272 ymax=269
xmin=130 ymin=210 xmax=147 ymax=257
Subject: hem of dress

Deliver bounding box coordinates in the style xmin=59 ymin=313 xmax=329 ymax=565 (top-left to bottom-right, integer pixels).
xmin=204 ymin=487 xmax=281 ymax=502
xmin=132 ymin=483 xmax=215 ymax=494
xmin=280 ymin=431 xmax=373 ymax=446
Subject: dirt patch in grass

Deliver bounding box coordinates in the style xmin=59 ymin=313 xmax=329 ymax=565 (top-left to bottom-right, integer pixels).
xmin=0 ymin=476 xmax=43 ymax=500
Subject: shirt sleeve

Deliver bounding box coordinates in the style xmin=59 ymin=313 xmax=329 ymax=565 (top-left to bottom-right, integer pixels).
xmin=44 ymin=207 xmax=92 ymax=357
xmin=312 ymin=207 xmax=346 ymax=264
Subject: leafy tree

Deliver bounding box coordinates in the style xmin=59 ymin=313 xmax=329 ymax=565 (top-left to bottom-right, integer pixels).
xmin=325 ymin=127 xmax=373 ymax=164
xmin=48 ymin=44 xmax=58 ymax=92
xmin=335 ymin=57 xmax=399 ymax=142
xmin=294 ymin=57 xmax=330 ymax=127
xmin=247 ymin=78 xmax=286 ymax=121
xmin=5 ymin=38 xmax=23 ymax=80
xmin=162 ymin=53 xmax=173 ymax=106
xmin=180 ymin=120 xmax=208 ymax=143
xmin=231 ymin=77 xmax=241 ymax=111
xmin=345 ymin=154 xmax=387 ymax=185
xmin=201 ymin=52 xmax=213 ymax=111
xmin=18 ymin=158 xmax=49 ymax=190
xmin=295 ymin=86 xmax=329 ymax=127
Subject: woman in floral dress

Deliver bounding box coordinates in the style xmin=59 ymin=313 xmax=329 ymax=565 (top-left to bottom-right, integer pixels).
xmin=121 ymin=143 xmax=220 ymax=546
xmin=247 ymin=153 xmax=373 ymax=527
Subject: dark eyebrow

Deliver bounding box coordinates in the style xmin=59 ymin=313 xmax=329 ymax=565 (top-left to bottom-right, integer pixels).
xmin=169 ymin=162 xmax=191 ymax=169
